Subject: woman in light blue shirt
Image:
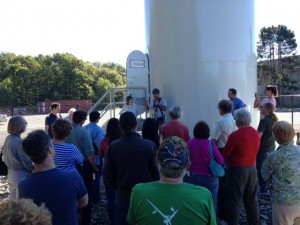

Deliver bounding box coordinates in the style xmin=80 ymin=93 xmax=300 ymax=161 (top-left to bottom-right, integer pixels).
xmin=2 ymin=116 xmax=33 ymax=199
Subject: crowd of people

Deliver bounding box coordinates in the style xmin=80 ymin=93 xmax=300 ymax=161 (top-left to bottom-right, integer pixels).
xmin=1 ymin=85 xmax=300 ymax=225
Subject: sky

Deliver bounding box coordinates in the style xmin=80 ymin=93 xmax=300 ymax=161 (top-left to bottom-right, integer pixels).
xmin=0 ymin=0 xmax=299 ymax=66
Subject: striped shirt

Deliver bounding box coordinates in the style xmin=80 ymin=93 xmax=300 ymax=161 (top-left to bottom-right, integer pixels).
xmin=53 ymin=143 xmax=84 ymax=171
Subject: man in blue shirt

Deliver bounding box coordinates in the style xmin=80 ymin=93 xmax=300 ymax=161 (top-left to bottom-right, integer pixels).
xmin=65 ymin=110 xmax=99 ymax=225
xmin=18 ymin=130 xmax=88 ymax=225
xmin=228 ymin=88 xmax=245 ymax=113
xmin=84 ymin=111 xmax=104 ymax=204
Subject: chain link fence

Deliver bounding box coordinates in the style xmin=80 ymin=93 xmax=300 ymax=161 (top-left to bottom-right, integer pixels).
xmin=275 ymin=95 xmax=300 ymax=135
xmin=0 ymin=104 xmax=93 ymax=117
xmin=0 ymin=95 xmax=300 ymax=130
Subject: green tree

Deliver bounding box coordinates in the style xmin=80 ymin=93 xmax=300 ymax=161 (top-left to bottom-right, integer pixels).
xmin=101 ymin=62 xmax=126 ymax=77
xmin=0 ymin=77 xmax=14 ymax=105
xmin=0 ymin=52 xmax=126 ymax=106
xmin=257 ymin=25 xmax=299 ymax=90
xmin=7 ymin=55 xmax=41 ymax=106
xmin=50 ymin=53 xmax=92 ymax=99
xmin=35 ymin=54 xmax=62 ymax=100
xmin=0 ymin=53 xmax=16 ymax=81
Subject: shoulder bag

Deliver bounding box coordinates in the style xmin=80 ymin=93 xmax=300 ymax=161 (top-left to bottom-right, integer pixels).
xmin=208 ymin=140 xmax=225 ymax=177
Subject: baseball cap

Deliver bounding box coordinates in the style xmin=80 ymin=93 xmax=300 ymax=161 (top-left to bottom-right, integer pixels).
xmin=152 ymin=88 xmax=160 ymax=94
xmin=158 ymin=136 xmax=190 ymax=170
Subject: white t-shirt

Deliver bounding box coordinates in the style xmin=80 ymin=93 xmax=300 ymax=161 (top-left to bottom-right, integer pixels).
xmin=119 ymin=103 xmax=138 ymax=116
xmin=212 ymin=113 xmax=237 ymax=148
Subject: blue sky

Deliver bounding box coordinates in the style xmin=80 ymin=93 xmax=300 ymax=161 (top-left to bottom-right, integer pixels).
xmin=0 ymin=0 xmax=299 ymax=66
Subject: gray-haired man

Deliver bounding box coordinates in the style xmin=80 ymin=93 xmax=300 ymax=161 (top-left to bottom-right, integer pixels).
xmin=159 ymin=106 xmax=189 ymax=141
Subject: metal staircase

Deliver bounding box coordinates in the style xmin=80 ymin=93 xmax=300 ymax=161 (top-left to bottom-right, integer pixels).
xmin=88 ymin=87 xmax=147 ymax=121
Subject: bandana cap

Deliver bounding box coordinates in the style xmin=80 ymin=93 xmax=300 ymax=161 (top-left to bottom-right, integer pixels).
xmin=158 ymin=136 xmax=190 ymax=170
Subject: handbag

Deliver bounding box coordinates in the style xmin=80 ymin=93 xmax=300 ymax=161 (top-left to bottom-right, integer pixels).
xmin=208 ymin=140 xmax=225 ymax=177
xmin=0 ymin=148 xmax=8 ymax=176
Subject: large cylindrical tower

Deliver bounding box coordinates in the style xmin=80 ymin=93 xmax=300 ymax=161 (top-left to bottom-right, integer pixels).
xmin=144 ymin=0 xmax=257 ymax=132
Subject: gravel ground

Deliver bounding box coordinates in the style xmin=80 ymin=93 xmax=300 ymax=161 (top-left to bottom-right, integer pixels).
xmin=91 ymin=180 xmax=110 ymax=225
xmin=0 ymin=176 xmax=9 ymax=201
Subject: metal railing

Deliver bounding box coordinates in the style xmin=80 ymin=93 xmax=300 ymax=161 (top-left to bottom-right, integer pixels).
xmin=254 ymin=94 xmax=300 ymax=132
xmin=1 ymin=92 xmax=300 ymax=132
xmin=275 ymin=95 xmax=300 ymax=126
xmin=88 ymin=87 xmax=147 ymax=121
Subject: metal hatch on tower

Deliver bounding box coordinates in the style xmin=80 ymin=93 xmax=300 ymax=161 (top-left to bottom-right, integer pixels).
xmin=126 ymin=50 xmax=149 ymax=116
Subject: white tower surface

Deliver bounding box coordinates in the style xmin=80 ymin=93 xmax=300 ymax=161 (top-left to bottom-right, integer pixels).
xmin=144 ymin=0 xmax=257 ymax=133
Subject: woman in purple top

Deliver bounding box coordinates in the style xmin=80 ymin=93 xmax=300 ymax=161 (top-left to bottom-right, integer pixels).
xmin=187 ymin=121 xmax=224 ymax=211
xmin=254 ymin=85 xmax=278 ymax=119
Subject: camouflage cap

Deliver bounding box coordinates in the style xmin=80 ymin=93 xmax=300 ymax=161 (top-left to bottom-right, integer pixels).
xmin=158 ymin=136 xmax=190 ymax=170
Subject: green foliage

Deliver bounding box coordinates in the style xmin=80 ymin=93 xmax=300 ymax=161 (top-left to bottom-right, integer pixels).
xmin=257 ymin=25 xmax=299 ymax=90
xmin=258 ymin=25 xmax=297 ymax=58
xmin=257 ymin=64 xmax=275 ymax=84
xmin=0 ymin=52 xmax=126 ymax=106
xmin=0 ymin=78 xmax=14 ymax=105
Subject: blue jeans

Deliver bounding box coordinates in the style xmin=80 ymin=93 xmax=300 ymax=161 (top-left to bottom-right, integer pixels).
xmin=256 ymin=150 xmax=273 ymax=191
xmin=105 ymin=184 xmax=116 ymax=225
xmin=77 ymin=161 xmax=94 ymax=225
xmin=7 ymin=169 xmax=29 ymax=200
xmin=190 ymin=174 xmax=219 ymax=211
xmin=93 ymin=156 xmax=103 ymax=204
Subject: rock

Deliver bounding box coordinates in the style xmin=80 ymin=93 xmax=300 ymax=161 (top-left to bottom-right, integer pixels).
xmin=261 ymin=214 xmax=269 ymax=220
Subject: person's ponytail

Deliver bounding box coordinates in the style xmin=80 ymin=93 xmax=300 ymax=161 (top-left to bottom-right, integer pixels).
xmin=270 ymin=112 xmax=279 ymax=123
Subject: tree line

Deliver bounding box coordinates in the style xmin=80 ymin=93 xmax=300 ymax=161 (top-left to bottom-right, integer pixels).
xmin=0 ymin=52 xmax=126 ymax=106
xmin=1 ymin=25 xmax=298 ymax=108
xmin=257 ymin=25 xmax=299 ymax=91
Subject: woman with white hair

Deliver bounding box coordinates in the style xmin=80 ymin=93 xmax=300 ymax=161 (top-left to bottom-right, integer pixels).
xmin=64 ymin=108 xmax=76 ymax=124
xmin=261 ymin=121 xmax=300 ymax=225
xmin=159 ymin=105 xmax=189 ymax=141
xmin=222 ymin=108 xmax=260 ymax=225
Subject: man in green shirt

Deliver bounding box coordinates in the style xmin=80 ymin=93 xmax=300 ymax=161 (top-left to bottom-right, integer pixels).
xmin=127 ymin=136 xmax=217 ymax=225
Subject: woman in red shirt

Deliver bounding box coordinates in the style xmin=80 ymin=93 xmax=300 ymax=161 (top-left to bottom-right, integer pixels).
xmin=223 ymin=108 xmax=260 ymax=225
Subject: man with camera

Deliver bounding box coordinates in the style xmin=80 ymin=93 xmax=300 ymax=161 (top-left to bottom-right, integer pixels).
xmin=145 ymin=88 xmax=167 ymax=127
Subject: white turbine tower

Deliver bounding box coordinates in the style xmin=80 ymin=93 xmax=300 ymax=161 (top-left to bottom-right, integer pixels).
xmin=144 ymin=0 xmax=257 ymax=132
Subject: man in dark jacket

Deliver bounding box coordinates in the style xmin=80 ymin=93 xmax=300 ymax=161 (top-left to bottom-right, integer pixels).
xmin=104 ymin=112 xmax=159 ymax=225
